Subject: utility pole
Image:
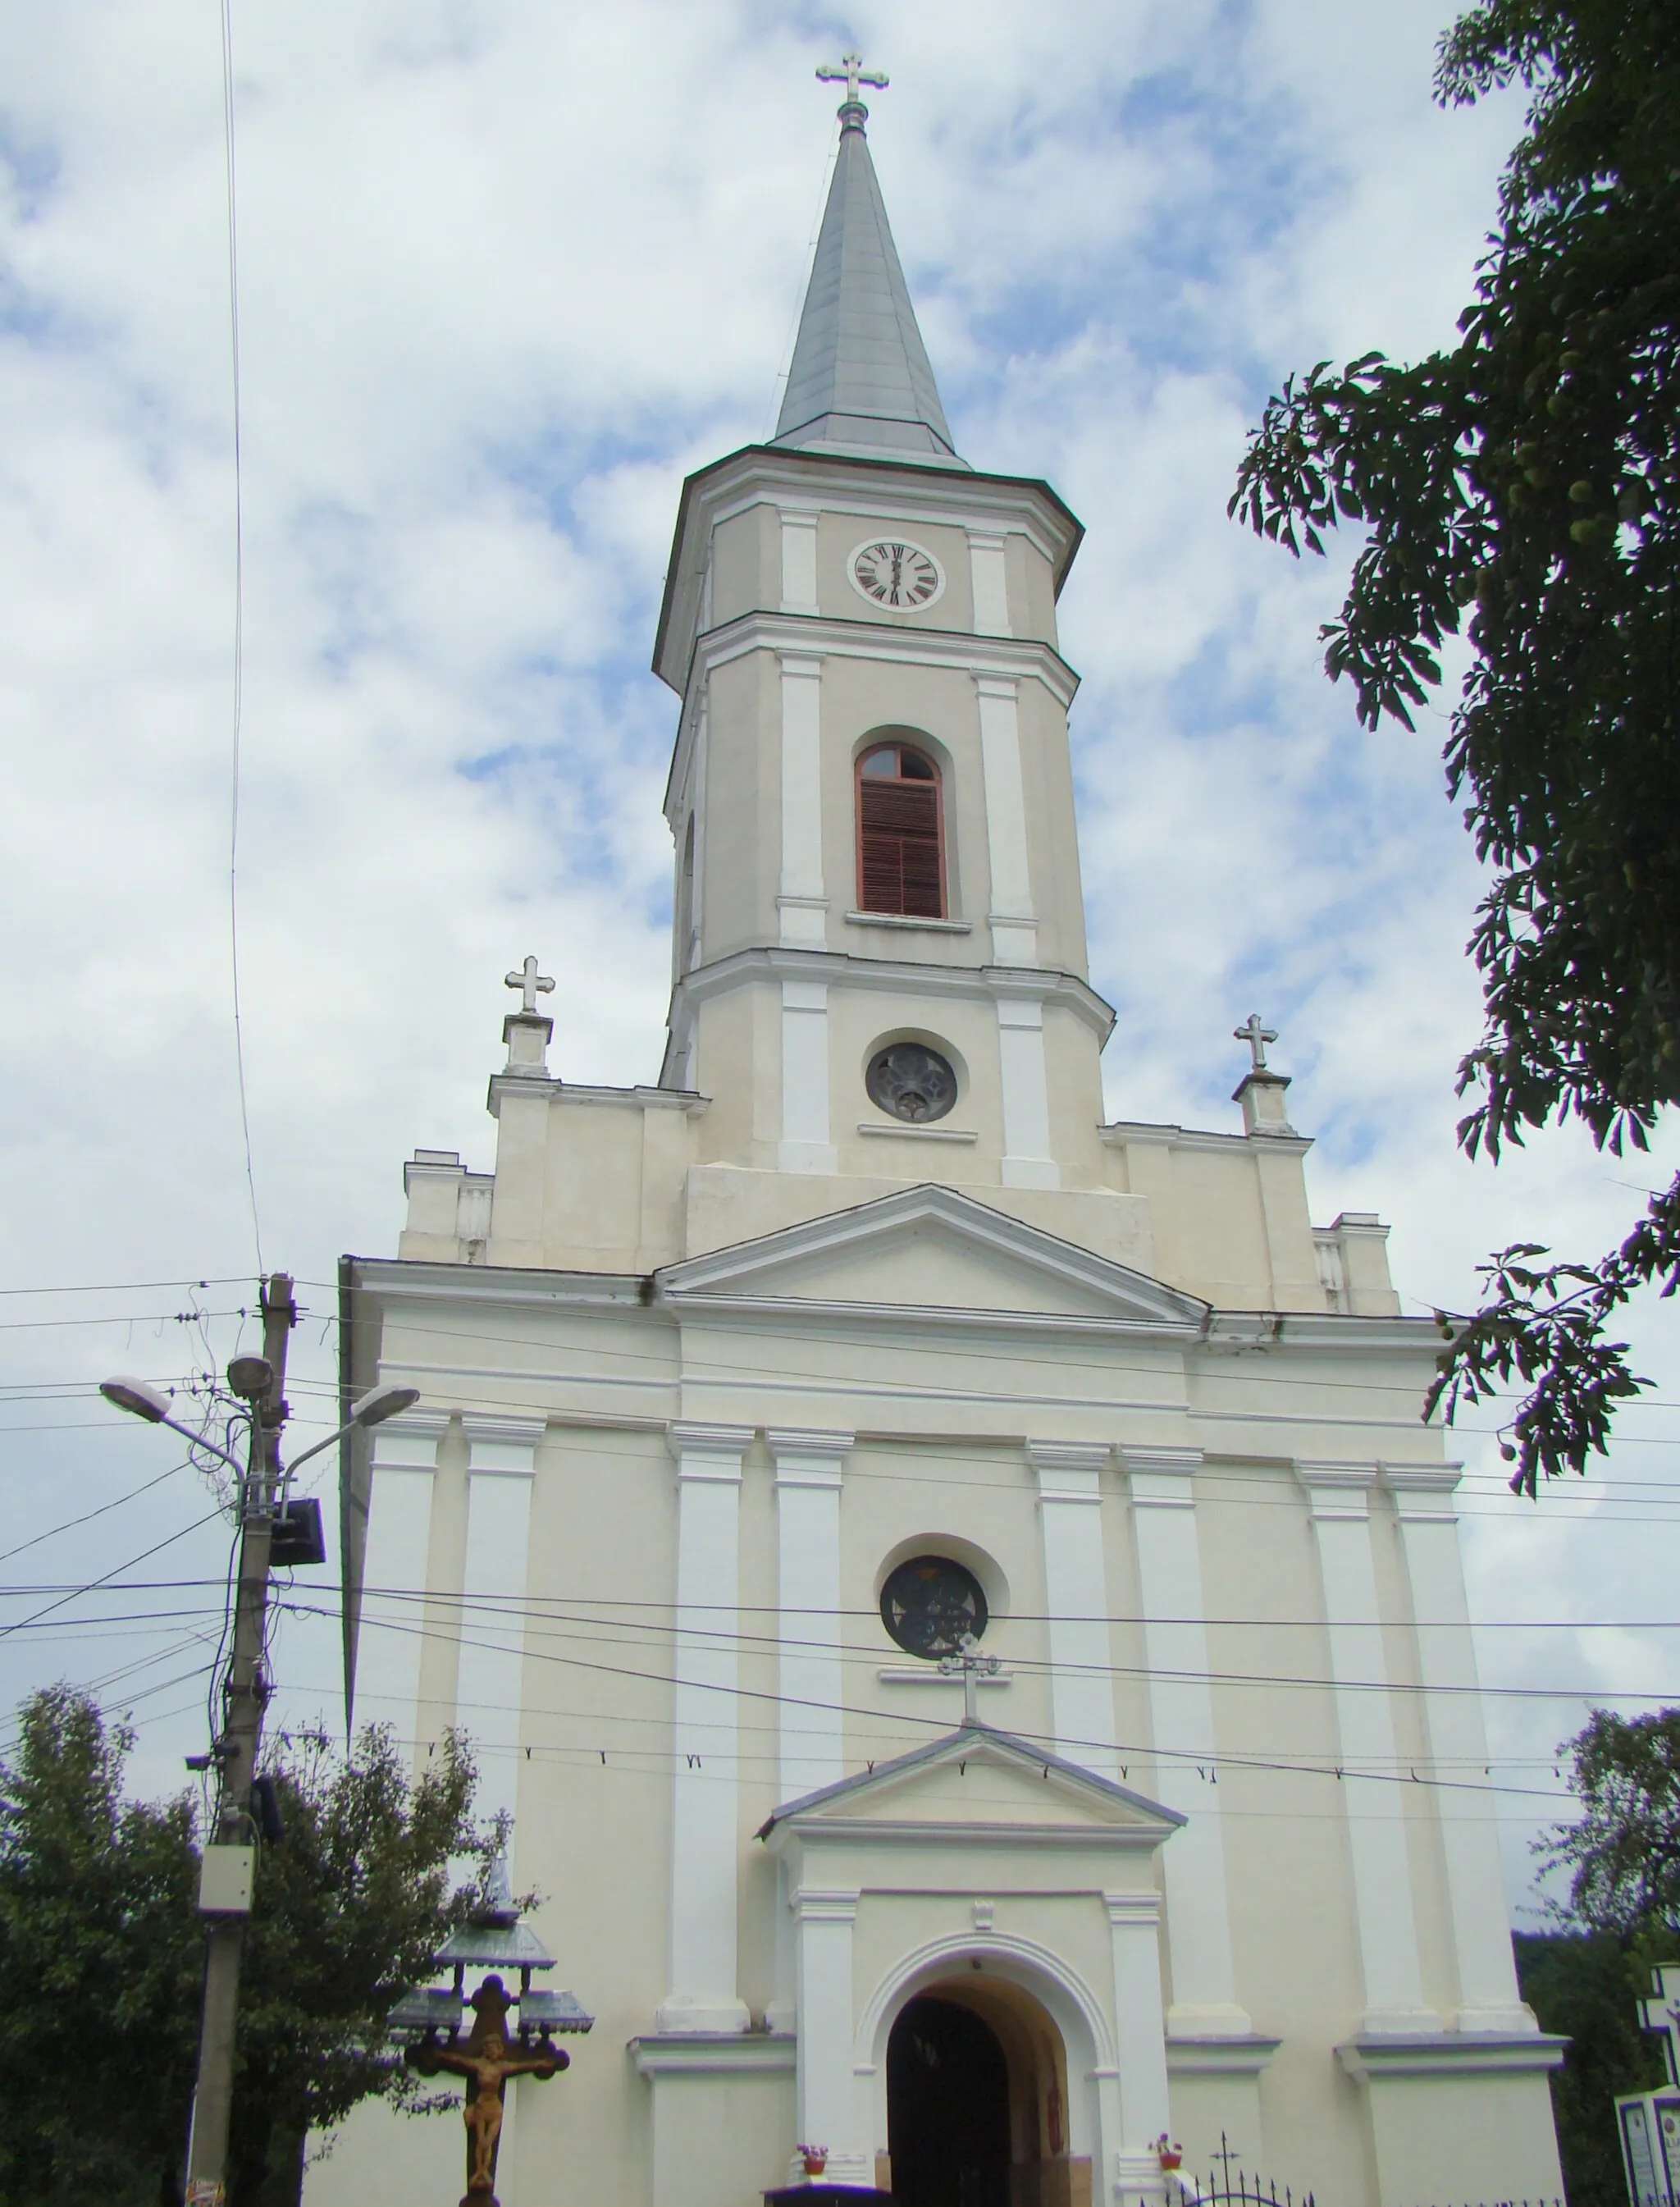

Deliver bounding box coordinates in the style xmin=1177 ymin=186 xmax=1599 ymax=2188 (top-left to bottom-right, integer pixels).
xmin=184 ymin=1271 xmax=297 ymax=2207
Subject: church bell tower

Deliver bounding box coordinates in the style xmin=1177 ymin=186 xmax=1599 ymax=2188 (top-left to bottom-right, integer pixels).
xmin=655 ymin=67 xmax=1110 ymax=1201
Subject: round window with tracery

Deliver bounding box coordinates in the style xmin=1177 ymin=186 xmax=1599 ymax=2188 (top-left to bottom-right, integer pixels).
xmin=866 ymin=1042 xmax=956 ymax=1124
xmin=879 ymin=1554 xmax=989 ymax=1660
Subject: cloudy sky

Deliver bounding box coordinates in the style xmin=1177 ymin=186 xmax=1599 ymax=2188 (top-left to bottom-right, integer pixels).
xmin=2 ymin=0 xmax=1676 ymax=1912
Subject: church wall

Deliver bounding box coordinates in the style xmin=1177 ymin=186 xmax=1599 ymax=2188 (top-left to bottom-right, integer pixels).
xmin=1194 ymin=1455 xmax=1375 ymax=2194
xmin=637 ymin=1100 xmax=695 ymax=1268
xmin=1014 ymin=530 xmax=1061 ymax=647
xmin=413 ymin=1414 xmax=469 ymax=1753
xmin=536 ymin=1098 xmax=662 ymax=1269
xmin=734 ymin=1432 xmax=785 ymax=2020
xmin=1100 ymin=1487 xmax=1157 ymax=1793
xmin=1016 ymin=674 xmax=1091 ymax=980
xmin=1015 ymin=531 xmax=1060 ymax=651
xmin=1101 ymin=1134 xmax=1313 ymax=1309
xmin=842 ymin=1437 xmax=1058 ymax=1763
xmin=506 ymin=1419 xmax=675 ymax=2205
xmin=688 ymin=987 xmax=764 ymax=1165
xmin=706 ymin=505 xmax=769 ymax=631
xmin=1042 ymin=1005 xmax=1112 ymax=1185
xmin=1367 ymin=1488 xmax=1463 ymax=2029
xmin=695 ymin=650 xmax=776 ymax=963
xmin=814 ymin=509 xmax=976 ymax=632
xmin=819 ymin=651 xmax=993 ymax=960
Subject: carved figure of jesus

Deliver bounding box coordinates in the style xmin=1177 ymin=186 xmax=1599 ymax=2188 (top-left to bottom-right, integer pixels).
xmin=408 ymin=1977 xmax=566 ymax=2207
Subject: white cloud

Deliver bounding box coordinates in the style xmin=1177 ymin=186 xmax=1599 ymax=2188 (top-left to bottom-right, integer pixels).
xmin=1 ymin=0 xmax=1674 ymax=1911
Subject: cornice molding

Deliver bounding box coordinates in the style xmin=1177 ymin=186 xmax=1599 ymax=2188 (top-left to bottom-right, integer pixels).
xmin=670 ymin=944 xmax=1116 ymax=1044
xmin=655 ymin=441 xmax=1084 ymax=692
xmin=695 ymin=607 xmax=1079 ymax=703
xmin=662 ymin=608 xmax=1080 ymax=816
xmin=1102 ymin=1119 xmax=1312 ymax=1160
xmin=1335 ymin=2032 xmax=1566 ymax=2081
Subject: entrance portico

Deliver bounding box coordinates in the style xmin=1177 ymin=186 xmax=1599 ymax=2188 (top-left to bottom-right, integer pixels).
xmin=757 ymin=1725 xmax=1185 ymax=2207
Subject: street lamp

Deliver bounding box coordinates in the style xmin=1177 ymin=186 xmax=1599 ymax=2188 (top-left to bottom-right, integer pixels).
xmin=100 ymin=1373 xmax=420 ymax=1484
xmin=98 ymin=1284 xmax=427 ymax=2207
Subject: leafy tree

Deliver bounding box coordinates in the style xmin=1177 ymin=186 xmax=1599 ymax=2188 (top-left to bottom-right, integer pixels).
xmin=0 ymin=1688 xmax=487 ymax=2207
xmin=230 ymin=1725 xmax=486 ymax=2207
xmin=1230 ymin=0 xmax=1680 ymax=1496
xmin=1520 ymin=1711 xmax=1680 ymax=2204
xmin=1544 ymin=1706 xmax=1680 ymax=1932
xmin=1515 ymin=1930 xmax=1669 ymax=2207
xmin=0 ymin=1685 xmax=200 ymax=2206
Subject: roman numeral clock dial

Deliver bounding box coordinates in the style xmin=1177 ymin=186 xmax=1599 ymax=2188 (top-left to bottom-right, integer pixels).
xmin=850 ymin=537 xmax=943 ymax=610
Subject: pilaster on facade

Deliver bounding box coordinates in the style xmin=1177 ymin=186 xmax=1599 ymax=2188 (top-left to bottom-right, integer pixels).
xmin=1297 ymin=1460 xmax=1440 ymax=2035
xmin=660 ymin=1423 xmax=754 ymax=2034
xmin=791 ymin=1885 xmax=865 ymax=2188
xmin=1029 ymin=1442 xmax=1118 ymax=1778
xmin=459 ymin=1415 xmax=545 ymax=1865
xmin=992 ymin=975 xmax=1058 ymax=1190
xmin=1383 ymin=1462 xmax=1535 ymax=2033
xmin=770 ymin=1429 xmax=853 ymax=1803
xmin=1103 ymin=1891 xmax=1171 ymax=2167
xmin=358 ymin=1409 xmax=451 ymax=1765
xmin=778 ymin=508 xmax=820 ymax=615
xmin=973 ymin=674 xmax=1036 ymax=967
xmin=778 ymin=977 xmax=838 ymax=1172
xmin=1121 ymin=1445 xmax=1251 ymax=2038
xmin=966 ymin=529 xmax=1012 ymax=637
xmin=778 ymin=651 xmax=828 ymax=950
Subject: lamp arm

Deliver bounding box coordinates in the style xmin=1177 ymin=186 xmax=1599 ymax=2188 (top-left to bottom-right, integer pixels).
xmin=281 ymin=1419 xmax=358 ymax=1483
xmin=156 ymin=1413 xmax=249 ymax=1478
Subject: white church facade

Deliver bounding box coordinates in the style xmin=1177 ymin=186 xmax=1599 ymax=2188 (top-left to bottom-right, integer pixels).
xmin=317 ymin=69 xmax=1565 ymax=2207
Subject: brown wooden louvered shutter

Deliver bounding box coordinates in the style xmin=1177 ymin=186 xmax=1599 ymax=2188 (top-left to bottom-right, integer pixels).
xmin=859 ymin=778 xmax=943 ymax=916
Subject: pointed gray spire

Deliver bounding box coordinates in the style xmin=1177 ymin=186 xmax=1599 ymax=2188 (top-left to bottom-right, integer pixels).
xmin=774 ymin=97 xmax=965 ymax=468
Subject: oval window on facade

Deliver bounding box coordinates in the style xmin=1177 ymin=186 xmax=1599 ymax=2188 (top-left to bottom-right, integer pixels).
xmin=856 ymin=741 xmax=945 ymax=919
xmin=879 ymin=1554 xmax=989 ymax=1660
xmin=866 ymin=1041 xmax=957 ymax=1124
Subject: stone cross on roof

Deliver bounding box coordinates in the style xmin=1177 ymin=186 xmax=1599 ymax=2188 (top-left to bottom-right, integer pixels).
xmin=1234 ymin=1012 xmax=1279 ymax=1074
xmin=505 ymin=957 xmax=555 ymax=1016
xmin=816 ymin=49 xmax=888 ymax=112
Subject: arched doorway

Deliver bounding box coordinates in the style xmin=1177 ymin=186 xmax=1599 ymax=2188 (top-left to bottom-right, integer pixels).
xmin=886 ymin=1978 xmax=1080 ymax=2207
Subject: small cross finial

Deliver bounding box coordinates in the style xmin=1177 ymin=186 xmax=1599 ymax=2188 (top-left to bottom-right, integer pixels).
xmin=816 ymin=49 xmax=888 ymax=118
xmin=1234 ymin=1012 xmax=1279 ymax=1074
xmin=938 ymin=1630 xmax=1001 ymax=1725
xmin=505 ymin=956 xmax=555 ymax=1017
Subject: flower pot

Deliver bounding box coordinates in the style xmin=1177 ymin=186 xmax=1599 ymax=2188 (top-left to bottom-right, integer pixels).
xmin=1158 ymin=2154 xmax=1183 ymax=2172
xmin=801 ymin=2156 xmax=828 ymax=2177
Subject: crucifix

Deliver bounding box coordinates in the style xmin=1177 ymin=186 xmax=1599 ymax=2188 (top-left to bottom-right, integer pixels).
xmin=816 ymin=50 xmax=888 ymax=108
xmin=938 ymin=1629 xmax=1001 ymax=1724
xmin=1233 ymin=1012 xmax=1278 ymax=1073
xmin=504 ymin=956 xmax=555 ymax=1017
xmin=407 ymin=1974 xmax=567 ymax=2207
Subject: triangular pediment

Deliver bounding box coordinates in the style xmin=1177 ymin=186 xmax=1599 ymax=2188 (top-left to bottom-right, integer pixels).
xmin=758 ymin=1725 xmax=1184 ymax=1848
xmin=659 ymin=1185 xmax=1207 ymax=1333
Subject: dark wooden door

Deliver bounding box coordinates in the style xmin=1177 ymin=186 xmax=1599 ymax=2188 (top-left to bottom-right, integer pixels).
xmin=888 ymin=1995 xmax=1012 ymax=2207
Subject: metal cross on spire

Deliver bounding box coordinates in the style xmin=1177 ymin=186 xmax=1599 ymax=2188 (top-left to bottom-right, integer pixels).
xmin=1234 ymin=1012 xmax=1279 ymax=1073
xmin=816 ymin=49 xmax=888 ymax=113
xmin=504 ymin=956 xmax=555 ymax=1016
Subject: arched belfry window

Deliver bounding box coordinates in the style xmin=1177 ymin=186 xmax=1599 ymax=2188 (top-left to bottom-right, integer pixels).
xmin=856 ymin=740 xmax=945 ymax=919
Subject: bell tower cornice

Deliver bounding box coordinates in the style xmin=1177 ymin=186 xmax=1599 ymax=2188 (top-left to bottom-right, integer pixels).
xmin=653 ymin=442 xmax=1084 ymax=697
xmin=661 ymin=611 xmax=1079 ymax=830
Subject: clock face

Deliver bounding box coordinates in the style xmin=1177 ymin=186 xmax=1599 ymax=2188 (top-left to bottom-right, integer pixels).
xmin=850 ymin=538 xmax=943 ymax=611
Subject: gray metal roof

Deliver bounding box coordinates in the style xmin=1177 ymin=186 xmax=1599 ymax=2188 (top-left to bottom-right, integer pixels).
xmin=434 ymin=1919 xmax=558 ymax=1969
xmin=774 ymin=104 xmax=965 ymax=468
